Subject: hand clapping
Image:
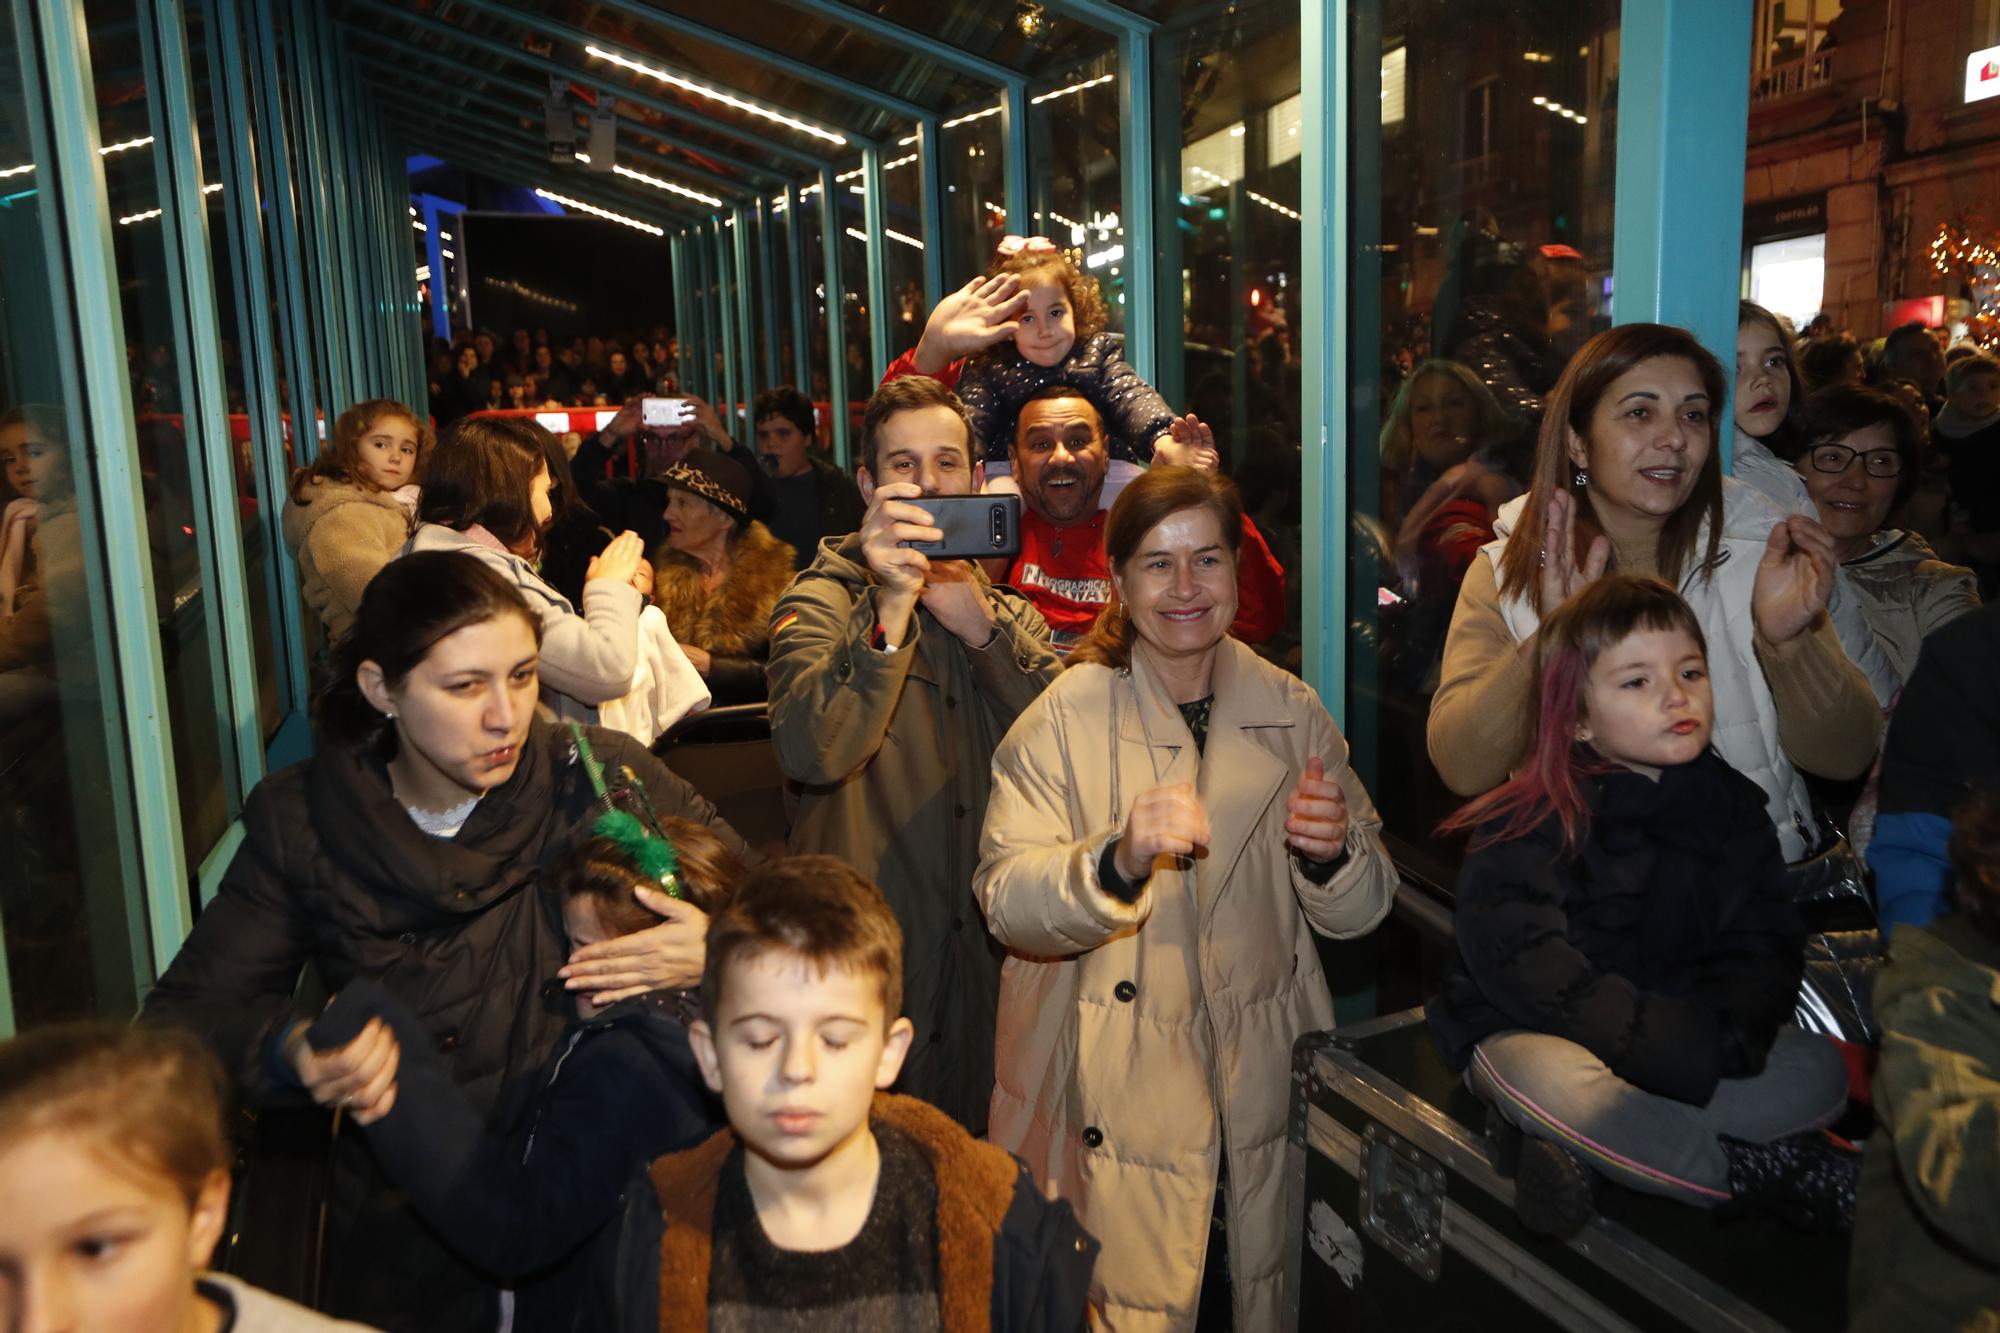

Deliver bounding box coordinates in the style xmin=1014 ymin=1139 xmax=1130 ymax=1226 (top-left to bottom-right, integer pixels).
xmin=1285 ymin=757 xmax=1349 ymax=862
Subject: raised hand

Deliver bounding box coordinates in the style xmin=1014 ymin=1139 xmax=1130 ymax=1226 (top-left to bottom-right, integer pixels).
xmin=912 ymin=274 xmax=1028 ymax=373
xmin=1115 ymin=782 xmax=1212 ymax=883
xmin=858 ymin=480 xmax=941 ymax=646
xmin=585 ymin=530 xmax=647 ymax=589
xmin=1752 ymin=514 xmax=1837 ymax=644
xmin=1537 ymin=490 xmax=1610 ymax=612
xmin=1152 ymin=414 xmax=1220 ymax=472
xmin=1284 ymin=756 xmax=1349 ymax=862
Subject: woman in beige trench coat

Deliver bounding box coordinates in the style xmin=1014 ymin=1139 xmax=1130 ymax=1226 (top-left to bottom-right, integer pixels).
xmin=975 ymin=467 xmax=1398 ymax=1332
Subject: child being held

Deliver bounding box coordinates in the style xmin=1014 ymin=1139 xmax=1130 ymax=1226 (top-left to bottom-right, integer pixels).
xmin=886 ymin=237 xmax=1214 ymax=475
xmin=282 ymin=398 xmax=432 ymax=643
xmin=307 ymin=813 xmax=741 ymax=1333
xmin=655 ymin=855 xmax=1098 ymax=1332
xmin=0 ymin=1021 xmax=378 ymax=1331
xmin=1425 ymin=575 xmax=1855 ymax=1237
xmin=1849 ymin=791 xmax=2000 ymax=1331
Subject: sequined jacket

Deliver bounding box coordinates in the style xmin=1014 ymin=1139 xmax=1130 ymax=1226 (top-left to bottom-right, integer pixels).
xmin=884 ymin=334 xmax=1177 ymax=463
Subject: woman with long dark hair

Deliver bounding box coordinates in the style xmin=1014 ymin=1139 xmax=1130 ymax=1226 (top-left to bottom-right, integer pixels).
xmin=142 ymin=551 xmax=749 ymax=1333
xmin=1427 ymin=323 xmax=1880 ymax=861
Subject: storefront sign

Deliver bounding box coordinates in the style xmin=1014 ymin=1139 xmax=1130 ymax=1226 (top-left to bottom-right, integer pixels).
xmin=1744 ymin=193 xmax=1826 ymax=242
xmin=1967 ymin=45 xmax=2000 ymax=104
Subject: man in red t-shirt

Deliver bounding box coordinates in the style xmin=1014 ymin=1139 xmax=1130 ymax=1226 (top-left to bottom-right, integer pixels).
xmin=1005 ymin=388 xmax=1286 ymax=649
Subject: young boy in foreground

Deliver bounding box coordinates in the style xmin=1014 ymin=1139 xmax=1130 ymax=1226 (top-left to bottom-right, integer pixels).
xmin=657 ymin=855 xmax=1097 ymax=1332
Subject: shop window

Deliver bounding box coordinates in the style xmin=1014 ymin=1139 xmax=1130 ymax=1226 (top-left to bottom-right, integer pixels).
xmin=1346 ymin=0 xmax=1621 ymax=893
xmin=1746 ymin=233 xmax=1828 ymax=329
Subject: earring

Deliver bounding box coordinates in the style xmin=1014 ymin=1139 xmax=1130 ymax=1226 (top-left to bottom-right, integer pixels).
xmin=384 ymin=710 xmax=397 ymax=721
xmin=1573 ymin=466 xmax=1589 ymax=488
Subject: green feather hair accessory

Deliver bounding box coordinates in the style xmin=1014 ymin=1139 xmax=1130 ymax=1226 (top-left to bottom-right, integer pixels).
xmin=592 ymin=809 xmax=683 ymax=901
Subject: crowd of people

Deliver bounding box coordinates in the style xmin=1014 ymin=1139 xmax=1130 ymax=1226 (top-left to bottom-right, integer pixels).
xmin=2 ymin=224 xmax=1998 ymax=1333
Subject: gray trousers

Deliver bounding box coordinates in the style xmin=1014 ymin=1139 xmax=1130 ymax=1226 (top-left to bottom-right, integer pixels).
xmin=1468 ymin=1026 xmax=1850 ymax=1205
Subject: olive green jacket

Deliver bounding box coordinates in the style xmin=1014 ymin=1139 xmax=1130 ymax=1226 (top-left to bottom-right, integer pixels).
xmin=1850 ymin=914 xmax=2000 ymax=1333
xmin=765 ymin=532 xmax=1061 ymax=1133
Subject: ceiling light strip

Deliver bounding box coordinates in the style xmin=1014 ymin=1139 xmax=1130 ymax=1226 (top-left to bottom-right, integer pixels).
xmin=534 ymin=187 xmax=665 ymax=236
xmin=585 ymin=44 xmax=846 ymax=146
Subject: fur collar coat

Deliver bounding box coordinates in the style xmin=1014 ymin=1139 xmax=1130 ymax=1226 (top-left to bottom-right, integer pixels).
xmin=652 ymin=520 xmax=795 ymax=657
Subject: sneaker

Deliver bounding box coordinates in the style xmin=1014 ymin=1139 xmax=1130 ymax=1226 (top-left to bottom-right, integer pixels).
xmin=1513 ymin=1138 xmax=1598 ymax=1239
xmin=1717 ymin=1132 xmax=1860 ymax=1232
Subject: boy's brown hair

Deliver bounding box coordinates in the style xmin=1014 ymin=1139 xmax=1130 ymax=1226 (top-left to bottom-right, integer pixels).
xmin=698 ymin=856 xmax=903 ymax=1024
xmin=288 ymin=398 xmax=433 ymax=504
xmin=552 ymin=815 xmax=747 ymax=934
xmin=858 ymin=376 xmax=975 ymax=480
xmin=0 ymin=1022 xmax=228 ymax=1205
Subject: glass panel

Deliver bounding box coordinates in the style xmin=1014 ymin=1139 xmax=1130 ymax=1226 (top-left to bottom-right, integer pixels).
xmin=1166 ymin=2 xmax=1306 ymax=664
xmin=1031 ymin=59 xmax=1124 ymax=334
xmin=836 ymin=165 xmax=873 ymax=386
xmin=802 ymin=182 xmax=834 ymax=406
xmin=882 ymin=142 xmax=925 ymax=361
xmin=189 ymin=0 xmax=286 ymax=741
xmin=940 ymin=105 xmax=1005 ymax=287
xmin=0 ymin=5 xmax=150 ymax=1025
xmin=86 ymin=0 xmax=236 ymax=863
xmin=1345 ymin=0 xmax=1622 ymax=889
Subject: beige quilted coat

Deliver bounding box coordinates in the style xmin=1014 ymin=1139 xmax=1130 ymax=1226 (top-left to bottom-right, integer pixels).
xmin=975 ymin=638 xmax=1397 ymax=1331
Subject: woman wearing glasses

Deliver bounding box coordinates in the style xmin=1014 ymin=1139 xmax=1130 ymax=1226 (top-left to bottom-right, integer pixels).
xmin=1794 ymin=386 xmax=1981 ymax=685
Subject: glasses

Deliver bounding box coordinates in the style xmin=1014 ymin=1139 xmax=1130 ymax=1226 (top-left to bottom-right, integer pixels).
xmin=1808 ymin=443 xmax=1902 ymax=478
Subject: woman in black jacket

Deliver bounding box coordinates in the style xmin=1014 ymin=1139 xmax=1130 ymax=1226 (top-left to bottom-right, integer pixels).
xmin=142 ymin=551 xmax=752 ymax=1333
xmin=1425 ymin=576 xmax=1852 ymax=1237
xmin=309 ymin=818 xmax=745 ymax=1333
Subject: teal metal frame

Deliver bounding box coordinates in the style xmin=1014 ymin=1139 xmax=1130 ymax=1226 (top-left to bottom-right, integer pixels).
xmin=1299 ymin=0 xmax=1348 ymax=722
xmin=732 ymin=205 xmax=757 ymax=432
xmin=1613 ymin=0 xmax=1753 ymax=426
xmin=818 ymin=166 xmax=850 ymax=469
xmin=860 ymin=146 xmax=890 ymax=378
xmin=785 ymin=181 xmax=810 ymax=390
xmin=208 ymin=0 xmax=313 ymax=734
xmin=715 ymin=218 xmax=742 ymax=427
xmin=916 ymin=117 xmax=945 ymax=305
xmin=35 ymin=0 xmax=193 ymax=979
xmin=671 ymin=231 xmax=692 ymax=385
xmin=755 ymin=196 xmax=781 ymax=387
xmin=141 ymin=0 xmax=260 ymax=813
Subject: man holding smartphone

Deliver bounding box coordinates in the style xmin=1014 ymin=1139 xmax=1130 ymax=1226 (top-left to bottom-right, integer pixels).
xmin=766 ymin=376 xmax=1061 ymax=1135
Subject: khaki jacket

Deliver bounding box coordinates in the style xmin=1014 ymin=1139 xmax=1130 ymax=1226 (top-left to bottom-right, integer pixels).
xmin=281 ymin=477 xmax=411 ymax=643
xmin=1850 ymin=915 xmax=2000 ymax=1333
xmin=975 ymin=640 xmax=1397 ymax=1332
xmin=1840 ymin=529 xmax=1982 ymax=688
xmin=767 ymin=533 xmax=1061 ymax=1132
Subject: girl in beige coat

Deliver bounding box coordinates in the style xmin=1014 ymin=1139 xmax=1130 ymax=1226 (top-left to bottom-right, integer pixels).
xmin=976 ymin=468 xmax=1397 ymax=1332
xmin=282 ymin=399 xmax=430 ymax=644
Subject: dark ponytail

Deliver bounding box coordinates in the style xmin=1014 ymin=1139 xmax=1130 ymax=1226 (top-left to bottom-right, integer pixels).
xmin=311 ymin=551 xmax=542 ymax=756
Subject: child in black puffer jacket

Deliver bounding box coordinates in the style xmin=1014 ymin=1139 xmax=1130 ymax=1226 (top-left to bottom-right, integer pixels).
xmin=1426 ymin=576 xmax=1854 ymax=1237
xmin=311 ymin=816 xmax=741 ymax=1333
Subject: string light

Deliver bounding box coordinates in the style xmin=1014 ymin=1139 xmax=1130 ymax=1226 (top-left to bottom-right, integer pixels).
xmin=533 ymin=188 xmax=665 ymax=236
xmin=584 ymin=45 xmax=846 ymax=145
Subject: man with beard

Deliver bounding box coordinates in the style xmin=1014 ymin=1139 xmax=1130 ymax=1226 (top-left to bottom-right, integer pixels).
xmin=1005 ymin=386 xmax=1286 ymax=651
xmin=765 ymin=375 xmax=1061 ymax=1134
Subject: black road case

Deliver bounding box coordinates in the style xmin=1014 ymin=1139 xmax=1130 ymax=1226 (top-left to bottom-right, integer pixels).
xmin=1282 ymin=1009 xmax=1849 ymax=1332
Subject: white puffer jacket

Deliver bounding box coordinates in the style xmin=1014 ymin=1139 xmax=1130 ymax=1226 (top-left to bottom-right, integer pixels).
xmin=1482 ymin=480 xmax=1818 ymax=860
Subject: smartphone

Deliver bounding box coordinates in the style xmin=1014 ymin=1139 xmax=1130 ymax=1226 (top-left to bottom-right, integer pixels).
xmin=900 ymin=494 xmax=1022 ymax=559
xmin=641 ymin=396 xmax=693 ymax=428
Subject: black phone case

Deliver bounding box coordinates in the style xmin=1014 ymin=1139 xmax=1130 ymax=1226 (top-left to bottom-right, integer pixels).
xmin=902 ymin=494 xmax=1022 ymax=559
